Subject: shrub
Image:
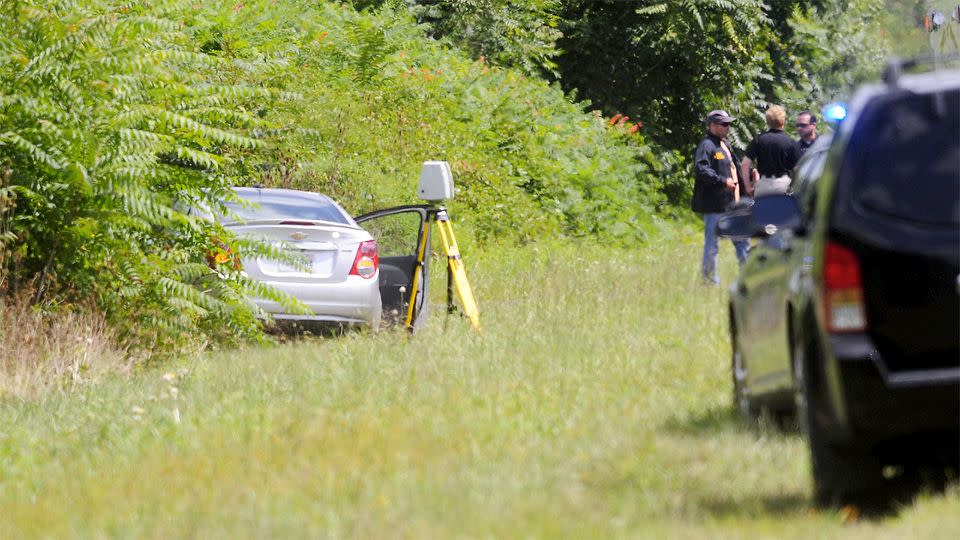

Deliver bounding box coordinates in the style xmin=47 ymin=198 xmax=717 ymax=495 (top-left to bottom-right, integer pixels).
xmin=0 ymin=0 xmax=297 ymax=355
xmin=0 ymin=0 xmax=685 ymax=359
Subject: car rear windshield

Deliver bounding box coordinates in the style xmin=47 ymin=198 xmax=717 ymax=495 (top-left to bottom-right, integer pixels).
xmin=852 ymin=89 xmax=959 ymax=227
xmin=224 ymin=190 xmax=350 ymax=224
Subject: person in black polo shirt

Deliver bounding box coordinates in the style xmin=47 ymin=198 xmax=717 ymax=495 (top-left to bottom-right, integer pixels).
xmin=740 ymin=105 xmax=800 ymax=197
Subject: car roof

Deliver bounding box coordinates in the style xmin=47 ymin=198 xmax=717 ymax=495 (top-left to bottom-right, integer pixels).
xmin=854 ymin=69 xmax=960 ymax=100
xmin=232 ymin=186 xmax=334 ymax=202
xmin=833 ymin=67 xmax=959 ymax=144
xmin=898 ymin=69 xmax=960 ymax=91
xmin=852 ymin=67 xmax=960 ymax=110
xmin=228 ymin=186 xmax=359 ymax=227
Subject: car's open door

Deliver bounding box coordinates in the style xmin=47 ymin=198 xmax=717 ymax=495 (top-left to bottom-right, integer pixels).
xmin=355 ymin=205 xmax=431 ymax=330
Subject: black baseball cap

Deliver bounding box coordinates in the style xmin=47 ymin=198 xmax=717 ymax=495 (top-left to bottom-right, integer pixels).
xmin=706 ymin=110 xmax=736 ymax=124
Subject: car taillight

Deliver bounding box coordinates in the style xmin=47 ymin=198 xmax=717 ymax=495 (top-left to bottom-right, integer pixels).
xmin=349 ymin=239 xmax=378 ymax=279
xmin=206 ymin=238 xmax=243 ymax=271
xmin=823 ymin=241 xmax=866 ymax=333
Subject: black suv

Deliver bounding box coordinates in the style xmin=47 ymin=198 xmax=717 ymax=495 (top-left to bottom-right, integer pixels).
xmin=723 ymin=58 xmax=959 ymax=506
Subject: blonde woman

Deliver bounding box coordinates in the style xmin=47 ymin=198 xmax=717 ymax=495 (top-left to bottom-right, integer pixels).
xmin=740 ymin=105 xmax=800 ymax=197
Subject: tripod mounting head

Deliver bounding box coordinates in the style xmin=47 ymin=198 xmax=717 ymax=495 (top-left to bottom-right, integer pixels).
xmin=418 ymin=161 xmax=455 ymax=202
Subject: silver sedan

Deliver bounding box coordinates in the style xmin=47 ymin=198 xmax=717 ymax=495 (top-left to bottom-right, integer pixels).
xmin=223 ymin=187 xmax=382 ymax=328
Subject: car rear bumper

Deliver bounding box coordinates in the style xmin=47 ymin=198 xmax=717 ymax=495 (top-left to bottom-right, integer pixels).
xmin=827 ymin=333 xmax=960 ymax=455
xmin=252 ymin=275 xmax=382 ymax=327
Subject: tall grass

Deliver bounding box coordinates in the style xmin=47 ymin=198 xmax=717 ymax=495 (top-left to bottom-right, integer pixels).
xmin=1 ymin=231 xmax=957 ymax=538
xmin=0 ymin=287 xmax=125 ymax=399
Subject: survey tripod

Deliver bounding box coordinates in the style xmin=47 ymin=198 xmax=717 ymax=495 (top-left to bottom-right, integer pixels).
xmin=404 ymin=206 xmax=481 ymax=333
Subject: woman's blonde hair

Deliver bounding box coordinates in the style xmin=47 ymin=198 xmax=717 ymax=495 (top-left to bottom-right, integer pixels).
xmin=765 ymin=105 xmax=786 ymax=128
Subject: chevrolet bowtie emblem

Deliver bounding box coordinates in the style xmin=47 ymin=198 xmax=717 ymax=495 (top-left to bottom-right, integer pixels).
xmin=289 ymin=232 xmax=308 ymax=241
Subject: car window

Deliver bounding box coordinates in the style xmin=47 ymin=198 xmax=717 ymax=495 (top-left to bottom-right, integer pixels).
xmin=361 ymin=212 xmax=422 ymax=257
xmin=852 ymin=89 xmax=960 ymax=227
xmin=224 ymin=190 xmax=350 ymax=224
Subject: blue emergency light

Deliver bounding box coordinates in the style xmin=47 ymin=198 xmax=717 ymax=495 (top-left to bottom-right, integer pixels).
xmin=822 ymin=102 xmax=847 ymax=123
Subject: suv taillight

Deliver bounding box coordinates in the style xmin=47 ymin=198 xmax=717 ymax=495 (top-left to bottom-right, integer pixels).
xmin=823 ymin=241 xmax=866 ymax=333
xmin=349 ymin=239 xmax=378 ymax=279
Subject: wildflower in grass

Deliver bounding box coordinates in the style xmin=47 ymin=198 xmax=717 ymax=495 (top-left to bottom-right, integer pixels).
xmin=162 ymin=372 xmax=176 ymax=383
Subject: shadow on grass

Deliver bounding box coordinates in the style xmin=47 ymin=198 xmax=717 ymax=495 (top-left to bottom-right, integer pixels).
xmin=696 ymin=492 xmax=810 ymax=519
xmin=662 ymin=403 xmax=795 ymax=437
xmin=266 ymin=320 xmax=363 ymax=340
xmin=664 ymin=406 xmax=959 ymax=520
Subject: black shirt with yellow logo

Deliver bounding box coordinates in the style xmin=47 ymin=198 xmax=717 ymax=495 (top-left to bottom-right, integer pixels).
xmin=692 ymin=133 xmax=744 ymax=214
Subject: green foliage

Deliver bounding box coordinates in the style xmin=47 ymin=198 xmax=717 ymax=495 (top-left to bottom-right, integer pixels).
xmin=554 ymin=0 xmax=784 ymax=151
xmin=0 ymin=0 xmax=300 ymax=355
xmin=349 ymin=0 xmax=564 ymax=76
xmin=781 ymin=0 xmax=888 ymax=108
xmin=191 ymin=0 xmax=670 ymax=244
xmin=0 ymin=0 xmax=910 ymax=357
xmin=1 ymin=0 xmax=679 ymax=357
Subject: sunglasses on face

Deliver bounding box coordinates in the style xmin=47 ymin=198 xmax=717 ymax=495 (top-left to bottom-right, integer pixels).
xmin=796 ymin=123 xmax=811 ymax=128
xmin=719 ymin=122 xmax=731 ymax=127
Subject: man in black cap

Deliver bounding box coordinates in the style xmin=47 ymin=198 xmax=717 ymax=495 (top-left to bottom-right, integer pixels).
xmin=692 ymin=109 xmax=749 ymax=285
xmin=795 ymin=110 xmax=818 ymax=156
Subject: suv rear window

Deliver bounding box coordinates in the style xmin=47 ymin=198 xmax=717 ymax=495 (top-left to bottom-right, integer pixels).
xmin=853 ymin=89 xmax=959 ymax=227
xmin=225 ymin=190 xmax=350 ymax=224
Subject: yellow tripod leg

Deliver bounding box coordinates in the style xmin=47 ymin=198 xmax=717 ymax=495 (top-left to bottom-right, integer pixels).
xmin=403 ymin=221 xmax=430 ymax=329
xmin=435 ymin=215 xmax=481 ymax=332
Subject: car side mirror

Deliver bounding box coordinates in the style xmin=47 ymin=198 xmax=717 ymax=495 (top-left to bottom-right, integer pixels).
xmin=718 ymin=194 xmax=803 ymax=239
xmin=717 ymin=199 xmax=755 ymax=240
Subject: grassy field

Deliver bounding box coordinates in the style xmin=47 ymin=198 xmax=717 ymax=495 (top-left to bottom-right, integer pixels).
xmin=1 ymin=228 xmax=958 ymax=538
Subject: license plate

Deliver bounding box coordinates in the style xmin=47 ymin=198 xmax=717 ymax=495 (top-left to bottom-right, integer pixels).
xmin=261 ymin=251 xmax=335 ymax=276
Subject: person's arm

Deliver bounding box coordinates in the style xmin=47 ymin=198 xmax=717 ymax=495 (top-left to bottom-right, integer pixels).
xmin=695 ymin=141 xmax=724 ymax=184
xmin=787 ymin=142 xmax=801 ymax=175
xmin=741 ymin=156 xmax=754 ymax=194
xmin=742 ymin=137 xmax=759 ymax=194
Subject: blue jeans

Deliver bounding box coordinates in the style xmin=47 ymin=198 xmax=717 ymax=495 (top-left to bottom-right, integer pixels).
xmin=702 ymin=213 xmax=749 ymax=285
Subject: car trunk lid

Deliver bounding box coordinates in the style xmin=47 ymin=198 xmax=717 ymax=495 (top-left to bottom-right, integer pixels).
xmin=858 ymin=242 xmax=960 ymax=373
xmin=229 ymin=220 xmax=368 ymax=284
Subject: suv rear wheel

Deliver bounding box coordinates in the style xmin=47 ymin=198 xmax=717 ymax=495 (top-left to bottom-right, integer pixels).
xmin=793 ymin=327 xmax=884 ymax=507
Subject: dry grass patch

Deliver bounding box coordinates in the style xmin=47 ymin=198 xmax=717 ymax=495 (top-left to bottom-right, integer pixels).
xmin=0 ymin=288 xmax=126 ymax=399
